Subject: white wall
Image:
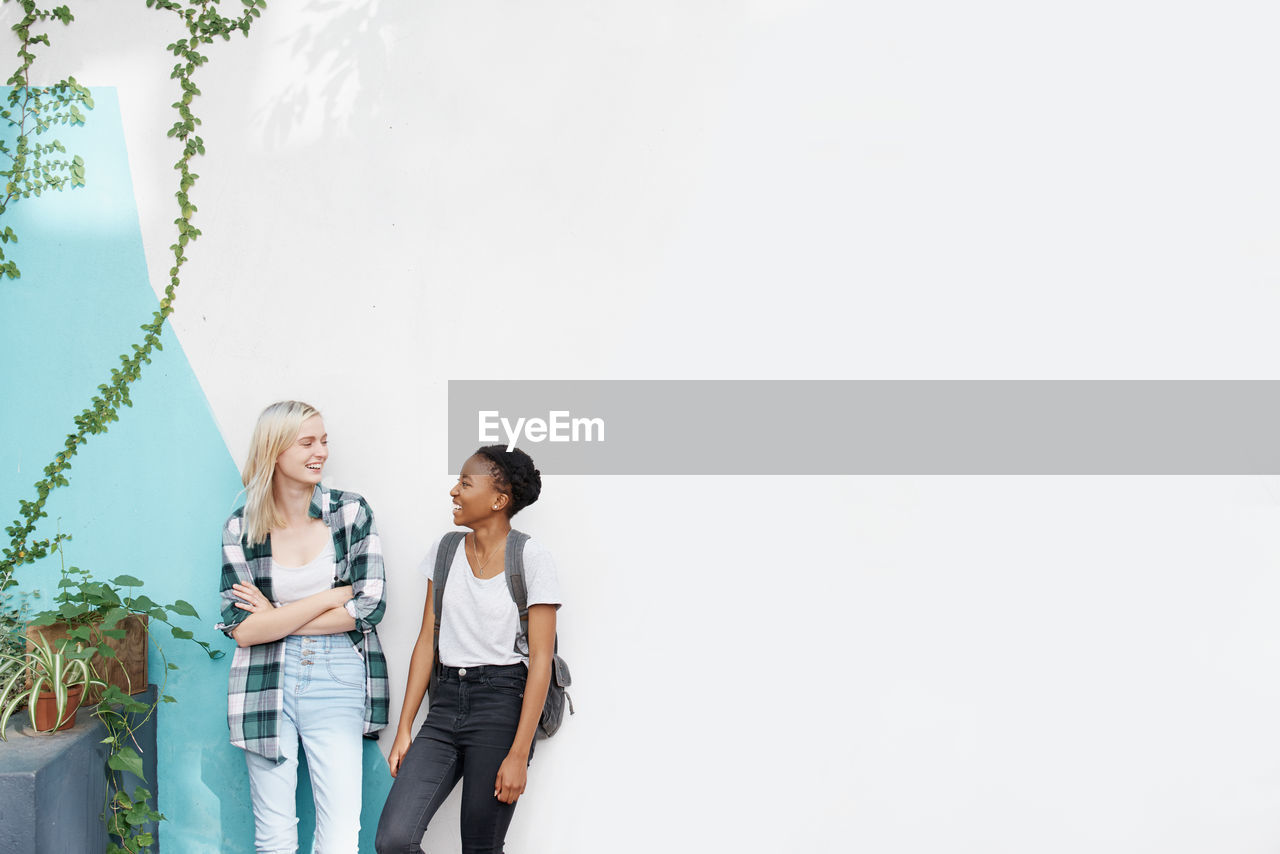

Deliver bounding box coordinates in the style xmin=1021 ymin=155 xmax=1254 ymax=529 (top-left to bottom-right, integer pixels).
xmin=21 ymin=1 xmax=1280 ymax=850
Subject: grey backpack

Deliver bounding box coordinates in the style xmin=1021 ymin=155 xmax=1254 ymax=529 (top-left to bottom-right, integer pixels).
xmin=432 ymin=529 xmax=574 ymax=739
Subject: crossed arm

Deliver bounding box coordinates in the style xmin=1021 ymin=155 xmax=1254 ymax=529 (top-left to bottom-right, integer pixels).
xmin=227 ymin=582 xmax=355 ymax=647
xmin=219 ymin=501 xmax=385 ymax=648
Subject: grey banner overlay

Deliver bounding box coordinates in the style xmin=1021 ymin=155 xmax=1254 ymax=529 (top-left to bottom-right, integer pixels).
xmin=447 ymin=381 xmax=1280 ymax=474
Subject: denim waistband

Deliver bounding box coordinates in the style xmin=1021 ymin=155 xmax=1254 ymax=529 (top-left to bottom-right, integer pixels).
xmin=283 ymin=634 xmax=355 ymax=653
xmin=435 ymin=663 xmax=526 ymax=682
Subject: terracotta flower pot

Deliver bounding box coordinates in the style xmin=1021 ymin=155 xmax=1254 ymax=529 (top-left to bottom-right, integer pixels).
xmin=32 ymin=684 xmax=85 ymax=732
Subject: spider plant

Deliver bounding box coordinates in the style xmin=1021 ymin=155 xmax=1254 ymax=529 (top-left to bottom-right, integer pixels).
xmin=0 ymin=632 xmax=104 ymax=738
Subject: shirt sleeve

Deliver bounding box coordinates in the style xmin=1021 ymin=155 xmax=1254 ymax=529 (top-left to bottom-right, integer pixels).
xmin=215 ymin=515 xmax=252 ymax=638
xmin=522 ymin=538 xmax=563 ymax=609
xmin=342 ymin=497 xmax=387 ymax=631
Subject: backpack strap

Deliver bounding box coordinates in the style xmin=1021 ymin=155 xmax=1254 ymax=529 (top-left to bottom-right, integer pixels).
xmin=503 ymin=529 xmax=558 ymax=656
xmin=430 ymin=531 xmax=467 ymax=686
xmin=503 ymin=529 xmax=533 ymax=655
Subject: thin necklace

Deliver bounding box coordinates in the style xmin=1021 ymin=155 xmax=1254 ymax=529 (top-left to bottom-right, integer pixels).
xmin=468 ymin=534 xmax=503 ymax=575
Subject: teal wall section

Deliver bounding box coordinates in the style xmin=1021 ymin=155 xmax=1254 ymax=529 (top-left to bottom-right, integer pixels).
xmin=0 ymin=89 xmax=391 ymax=852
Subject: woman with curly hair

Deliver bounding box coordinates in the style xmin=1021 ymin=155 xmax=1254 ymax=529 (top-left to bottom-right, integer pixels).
xmin=217 ymin=401 xmax=389 ymax=853
xmin=375 ymin=446 xmax=561 ymax=854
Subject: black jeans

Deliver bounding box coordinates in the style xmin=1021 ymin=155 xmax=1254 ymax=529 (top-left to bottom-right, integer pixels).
xmin=376 ymin=664 xmax=532 ymax=854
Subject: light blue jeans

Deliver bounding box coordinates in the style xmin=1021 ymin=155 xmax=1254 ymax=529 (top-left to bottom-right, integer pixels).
xmin=244 ymin=634 xmax=366 ymax=854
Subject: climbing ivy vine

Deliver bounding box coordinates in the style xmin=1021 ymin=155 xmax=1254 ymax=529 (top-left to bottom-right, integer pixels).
xmin=0 ymin=2 xmax=89 ymax=281
xmin=0 ymin=2 xmax=268 ymax=851
xmin=0 ymin=0 xmax=265 ymax=590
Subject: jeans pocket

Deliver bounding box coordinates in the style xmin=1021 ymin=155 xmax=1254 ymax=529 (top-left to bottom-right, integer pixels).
xmin=485 ymin=674 xmax=525 ymax=698
xmin=327 ymin=653 xmax=366 ymax=688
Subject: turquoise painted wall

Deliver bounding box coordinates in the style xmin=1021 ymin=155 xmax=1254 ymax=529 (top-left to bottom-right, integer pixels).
xmin=0 ymin=89 xmax=391 ymax=852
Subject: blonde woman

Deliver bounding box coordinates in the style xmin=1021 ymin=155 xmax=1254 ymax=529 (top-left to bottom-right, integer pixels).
xmin=216 ymin=401 xmax=388 ymax=853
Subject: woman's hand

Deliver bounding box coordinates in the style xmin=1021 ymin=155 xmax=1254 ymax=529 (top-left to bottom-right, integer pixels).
xmin=388 ymin=730 xmax=413 ymax=778
xmin=232 ymin=582 xmax=275 ymax=614
xmin=328 ymin=584 xmax=354 ymax=608
xmin=494 ymin=752 xmax=527 ymax=804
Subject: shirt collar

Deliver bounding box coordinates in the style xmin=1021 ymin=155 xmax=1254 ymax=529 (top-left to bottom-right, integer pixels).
xmin=308 ymin=483 xmax=327 ymax=522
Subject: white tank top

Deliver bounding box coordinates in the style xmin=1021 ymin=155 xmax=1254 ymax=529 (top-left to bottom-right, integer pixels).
xmin=271 ymin=539 xmax=336 ymax=606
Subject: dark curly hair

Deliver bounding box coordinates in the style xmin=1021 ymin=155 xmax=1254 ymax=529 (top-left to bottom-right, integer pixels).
xmin=473 ymin=445 xmax=542 ymax=517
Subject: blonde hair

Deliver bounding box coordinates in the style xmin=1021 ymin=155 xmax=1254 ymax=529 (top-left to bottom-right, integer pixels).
xmin=242 ymin=400 xmax=321 ymax=545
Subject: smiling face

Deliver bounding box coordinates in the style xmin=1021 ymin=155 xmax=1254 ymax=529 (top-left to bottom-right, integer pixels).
xmin=273 ymin=414 xmax=328 ymax=488
xmin=450 ymin=454 xmax=509 ymax=527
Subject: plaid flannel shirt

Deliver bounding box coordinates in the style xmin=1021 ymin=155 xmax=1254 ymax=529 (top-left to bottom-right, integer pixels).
xmin=216 ymin=484 xmax=389 ymax=763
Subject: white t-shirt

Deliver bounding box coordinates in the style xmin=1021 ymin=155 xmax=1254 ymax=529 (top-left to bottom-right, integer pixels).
xmin=419 ymin=534 xmax=563 ymax=668
xmin=271 ymin=539 xmax=336 ymax=606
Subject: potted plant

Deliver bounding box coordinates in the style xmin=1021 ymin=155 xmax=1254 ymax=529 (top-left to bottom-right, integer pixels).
xmin=27 ymin=562 xmax=151 ymax=704
xmin=0 ymin=632 xmax=105 ymax=736
xmin=24 ymin=554 xmax=216 ymax=705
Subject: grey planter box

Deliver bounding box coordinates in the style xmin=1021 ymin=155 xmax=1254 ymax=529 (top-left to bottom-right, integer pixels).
xmin=0 ymin=685 xmax=158 ymax=853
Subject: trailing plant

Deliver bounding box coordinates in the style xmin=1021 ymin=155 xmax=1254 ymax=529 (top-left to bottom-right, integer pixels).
xmin=97 ymin=684 xmax=166 ymax=852
xmin=0 ymin=1 xmax=269 ymax=851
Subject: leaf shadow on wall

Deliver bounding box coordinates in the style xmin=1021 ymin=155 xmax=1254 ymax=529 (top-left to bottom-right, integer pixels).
xmin=255 ymin=0 xmax=395 ymax=149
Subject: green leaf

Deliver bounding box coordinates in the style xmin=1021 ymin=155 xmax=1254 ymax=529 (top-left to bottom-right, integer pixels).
xmin=110 ymin=575 xmax=144 ymax=587
xmin=107 ymin=746 xmax=145 ymax=779
xmin=98 ymin=684 xmax=130 ymax=706
xmin=169 ymin=599 xmax=198 ymax=618
xmin=128 ymin=595 xmax=156 ymax=611
xmin=99 ymin=606 xmax=130 ymax=629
